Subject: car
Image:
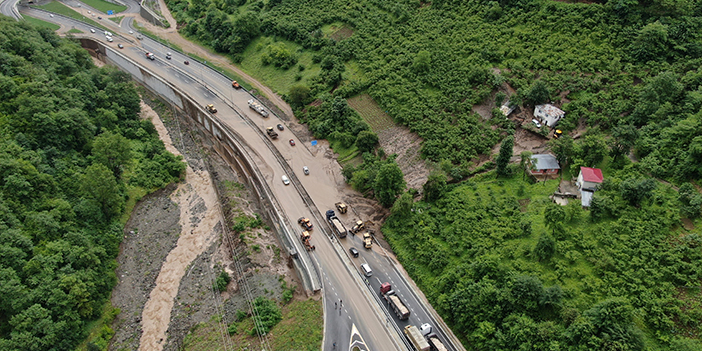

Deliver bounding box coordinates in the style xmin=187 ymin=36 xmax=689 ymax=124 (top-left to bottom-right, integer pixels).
xmin=49 ymin=14 xmax=53 ymax=17
xmin=87 ymin=10 xmax=91 ymax=14
xmin=137 ymin=34 xmax=143 ymax=40
xmin=303 ymin=166 xmax=309 ymax=175
xmin=90 ymin=28 xmax=95 ymax=33
xmin=97 ymin=16 xmax=102 ymax=19
xmin=349 ymin=247 xmax=359 ymax=258
xmin=281 ymin=175 xmax=290 ymax=185
xmin=118 ymin=43 xmax=124 ymax=49
xmin=106 ymin=36 xmax=113 ymax=42
xmin=276 ymin=124 xmax=284 ymax=131
xmin=289 ymin=139 xmax=295 ymax=146
xmin=532 ymin=119 xmax=542 ymax=128
xmin=166 ymin=52 xmax=172 ymax=59
xmin=184 ymin=60 xmax=189 ymax=65
xmin=128 ymin=30 xmax=133 ymax=34
xmin=104 ymin=31 xmax=112 ymax=36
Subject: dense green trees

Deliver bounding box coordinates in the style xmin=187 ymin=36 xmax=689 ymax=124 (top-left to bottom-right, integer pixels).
xmin=0 ymin=18 xmax=185 ymax=350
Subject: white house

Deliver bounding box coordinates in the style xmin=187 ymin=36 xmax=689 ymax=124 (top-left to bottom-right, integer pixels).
xmin=576 ymin=167 xmax=604 ymax=191
xmin=534 ymin=104 xmax=565 ymax=127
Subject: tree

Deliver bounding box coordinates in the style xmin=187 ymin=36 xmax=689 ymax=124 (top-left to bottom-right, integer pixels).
xmin=92 ymin=131 xmax=132 ymax=179
xmin=495 ymin=136 xmax=514 ymax=177
xmin=522 ymin=80 xmax=550 ymax=106
xmin=548 ymin=135 xmax=575 ymax=168
xmin=519 ymin=151 xmax=533 ymax=180
xmin=578 ymin=133 xmax=608 ymax=167
xmin=620 ymin=178 xmax=657 ymax=207
xmin=355 ymin=130 xmax=379 ymax=153
xmin=543 ymin=203 xmax=566 ymax=237
xmin=609 ymin=123 xmax=638 ymax=160
xmin=631 ymin=21 xmax=669 ymax=62
xmin=423 ymin=171 xmax=447 ymax=202
xmin=288 ymin=85 xmax=310 ymax=107
xmin=251 ymin=297 xmax=282 ymax=335
xmin=413 ymin=50 xmax=431 ymax=72
xmin=374 ymin=162 xmax=406 ymax=207
xmin=81 ymin=163 xmax=124 ymax=220
xmin=391 ymin=192 xmax=413 ymax=218
xmin=678 ymin=183 xmax=702 ymax=218
xmin=533 ymin=234 xmax=556 ymax=261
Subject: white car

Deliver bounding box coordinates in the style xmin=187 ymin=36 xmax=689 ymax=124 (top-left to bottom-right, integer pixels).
xmin=104 ymin=31 xmax=112 ymax=36
xmin=532 ymin=119 xmax=542 ymax=128
xmin=166 ymin=52 xmax=172 ymax=59
xmin=49 ymin=14 xmax=53 ymax=17
xmin=106 ymin=36 xmax=113 ymax=42
xmin=90 ymin=28 xmax=95 ymax=33
xmin=128 ymin=30 xmax=133 ymax=34
xmin=303 ymin=166 xmax=309 ymax=175
xmin=281 ymin=175 xmax=290 ymax=185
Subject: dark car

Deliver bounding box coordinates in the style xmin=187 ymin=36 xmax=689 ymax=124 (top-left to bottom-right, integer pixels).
xmin=349 ymin=247 xmax=359 ymax=258
xmin=97 ymin=16 xmax=102 ymax=19
xmin=117 ymin=43 xmax=124 ymax=49
xmin=184 ymin=60 xmax=190 ymax=65
xmin=277 ymin=124 xmax=284 ymax=131
xmin=289 ymin=139 xmax=295 ymax=146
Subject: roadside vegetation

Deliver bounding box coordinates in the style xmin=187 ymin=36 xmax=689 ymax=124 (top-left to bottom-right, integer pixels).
xmin=78 ymin=0 xmax=127 ymax=14
xmin=35 ymin=1 xmax=105 ymax=30
xmin=0 ymin=18 xmax=185 ymax=351
xmin=23 ymin=16 xmax=60 ymax=30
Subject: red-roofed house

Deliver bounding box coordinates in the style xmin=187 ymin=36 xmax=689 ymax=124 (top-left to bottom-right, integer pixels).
xmin=576 ymin=167 xmax=604 ymax=191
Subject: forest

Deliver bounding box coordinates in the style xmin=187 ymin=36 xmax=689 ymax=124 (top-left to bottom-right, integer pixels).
xmin=0 ymin=17 xmax=185 ymax=350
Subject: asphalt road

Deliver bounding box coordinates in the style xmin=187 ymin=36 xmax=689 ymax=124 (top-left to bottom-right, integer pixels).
xmin=8 ymin=5 xmax=462 ymax=351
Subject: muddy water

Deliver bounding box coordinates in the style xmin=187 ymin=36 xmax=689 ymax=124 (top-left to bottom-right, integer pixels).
xmin=138 ymin=102 xmax=223 ymax=351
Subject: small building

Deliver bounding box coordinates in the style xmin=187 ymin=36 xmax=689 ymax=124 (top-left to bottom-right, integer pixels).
xmin=576 ymin=167 xmax=604 ymax=191
xmin=534 ymin=104 xmax=565 ymax=128
xmin=580 ymin=189 xmax=595 ymax=207
xmin=500 ymin=101 xmax=516 ymax=117
xmin=528 ymin=154 xmax=560 ymax=176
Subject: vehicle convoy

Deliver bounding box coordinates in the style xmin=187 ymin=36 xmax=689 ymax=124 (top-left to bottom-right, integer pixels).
xmin=335 ymin=202 xmax=347 ymax=214
xmin=300 ymin=231 xmax=315 ymax=251
xmin=146 ymin=52 xmax=155 ymax=60
xmin=231 ymin=80 xmax=241 ymax=89
xmin=298 ymin=217 xmax=313 ymax=231
xmin=325 ymin=210 xmax=348 ymax=238
xmin=206 ymin=104 xmax=217 ymax=113
xmin=362 ymin=232 xmax=372 ymax=249
xmin=351 ymin=219 xmax=365 ymax=233
xmin=426 ymin=333 xmax=448 ymax=351
xmin=266 ymin=127 xmax=278 ymax=139
xmin=380 ymin=283 xmax=410 ymax=320
xmin=248 ymin=99 xmax=269 ymax=117
xmin=404 ymin=325 xmax=431 ymax=351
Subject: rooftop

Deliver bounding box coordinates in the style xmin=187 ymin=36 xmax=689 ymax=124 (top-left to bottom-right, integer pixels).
xmin=580 ymin=167 xmax=604 ymax=183
xmin=530 ymin=154 xmax=560 ymax=170
xmin=535 ymin=104 xmax=565 ymax=118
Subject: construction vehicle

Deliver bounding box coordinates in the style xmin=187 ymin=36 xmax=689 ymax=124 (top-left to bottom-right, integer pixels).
xmin=335 ymin=202 xmax=347 ymax=214
xmin=325 ymin=210 xmax=348 ymax=238
xmin=404 ymin=325 xmax=430 ymax=351
xmin=554 ymin=129 xmax=563 ymax=139
xmin=426 ymin=334 xmax=448 ymax=351
xmin=247 ymin=99 xmax=269 ymax=117
xmin=145 ymin=52 xmax=155 ymax=60
xmin=351 ymin=220 xmax=365 ymax=233
xmin=266 ymin=127 xmax=278 ymax=139
xmin=231 ymin=80 xmax=241 ymax=89
xmin=362 ymin=232 xmax=372 ymax=249
xmin=380 ymin=283 xmax=410 ymax=320
xmin=298 ymin=217 xmax=313 ymax=231
xmin=206 ymin=104 xmax=217 ymax=113
xmin=300 ymin=231 xmax=315 ymax=251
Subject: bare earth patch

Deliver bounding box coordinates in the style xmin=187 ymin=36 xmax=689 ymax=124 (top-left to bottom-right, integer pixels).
xmin=329 ymin=24 xmax=354 ymax=41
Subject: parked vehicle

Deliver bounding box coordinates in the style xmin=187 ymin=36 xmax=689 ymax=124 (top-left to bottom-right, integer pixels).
xmin=351 ymin=220 xmax=365 ymax=233
xmin=325 ymin=210 xmax=348 ymax=238
xmin=266 ymin=127 xmax=278 ymax=139
xmin=532 ymin=119 xmax=542 ymax=128
xmin=289 ymin=139 xmax=295 ymax=146
xmin=404 ymin=325 xmax=430 ymax=351
xmin=335 ymin=202 xmax=348 ymax=214
xmin=380 ymin=283 xmax=410 ymax=320
xmin=362 ymin=232 xmax=372 ymax=249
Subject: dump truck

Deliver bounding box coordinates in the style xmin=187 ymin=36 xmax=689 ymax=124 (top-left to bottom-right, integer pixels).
xmin=335 ymin=202 xmax=347 ymax=214
xmin=247 ymin=99 xmax=269 ymax=117
xmin=325 ymin=210 xmax=348 ymax=238
xmin=231 ymin=80 xmax=241 ymax=89
xmin=351 ymin=220 xmax=365 ymax=233
xmin=380 ymin=283 xmax=410 ymax=320
xmin=426 ymin=334 xmax=448 ymax=351
xmin=404 ymin=325 xmax=430 ymax=351
xmin=300 ymin=231 xmax=315 ymax=251
xmin=362 ymin=232 xmax=372 ymax=249
xmin=206 ymin=104 xmax=217 ymax=113
xmin=266 ymin=127 xmax=278 ymax=139
xmin=298 ymin=217 xmax=313 ymax=231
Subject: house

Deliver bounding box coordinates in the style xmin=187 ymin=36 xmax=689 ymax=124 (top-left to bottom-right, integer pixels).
xmin=534 ymin=104 xmax=565 ymax=127
xmin=576 ymin=167 xmax=604 ymax=191
xmin=528 ymin=154 xmax=560 ymax=176
xmin=500 ymin=101 xmax=516 ymax=117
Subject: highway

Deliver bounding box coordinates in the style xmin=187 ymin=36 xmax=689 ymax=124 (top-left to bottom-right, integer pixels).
xmin=6 ymin=4 xmax=464 ymax=351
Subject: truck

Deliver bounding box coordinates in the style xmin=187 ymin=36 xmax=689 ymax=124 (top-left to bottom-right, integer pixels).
xmin=380 ymin=283 xmax=410 ymax=320
xmin=426 ymin=334 xmax=448 ymax=351
xmin=146 ymin=52 xmax=155 ymax=60
xmin=247 ymin=99 xmax=269 ymax=117
xmin=404 ymin=325 xmax=430 ymax=351
xmin=335 ymin=202 xmax=347 ymax=214
xmin=206 ymin=104 xmax=217 ymax=113
xmin=325 ymin=210 xmax=348 ymax=238
xmin=362 ymin=232 xmax=372 ymax=249
xmin=300 ymin=231 xmax=315 ymax=251
xmin=266 ymin=127 xmax=278 ymax=139
xmin=351 ymin=219 xmax=365 ymax=233
xmin=231 ymin=80 xmax=241 ymax=89
xmin=298 ymin=217 xmax=313 ymax=231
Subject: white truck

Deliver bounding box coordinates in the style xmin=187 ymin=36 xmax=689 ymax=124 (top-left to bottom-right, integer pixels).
xmin=404 ymin=325 xmax=430 ymax=351
xmin=247 ymin=99 xmax=269 ymax=117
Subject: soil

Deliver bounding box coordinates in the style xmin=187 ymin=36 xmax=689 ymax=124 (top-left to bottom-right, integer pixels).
xmin=377 ymin=126 xmax=431 ymax=192
xmin=110 ymin=93 xmax=300 ymax=350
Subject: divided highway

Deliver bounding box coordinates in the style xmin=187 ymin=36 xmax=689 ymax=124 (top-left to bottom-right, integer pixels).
xmin=6 ymin=5 xmax=465 ymax=351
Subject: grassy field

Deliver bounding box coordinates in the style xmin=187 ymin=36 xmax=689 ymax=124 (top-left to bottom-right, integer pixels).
xmin=182 ymin=298 xmax=323 ymax=351
xmin=237 ymin=36 xmax=321 ymax=95
xmin=109 ymin=15 xmax=124 ymax=24
xmin=24 ymin=16 xmax=60 ymax=30
xmin=79 ymin=0 xmax=127 ymax=14
xmin=347 ymin=94 xmax=396 ymax=132
xmin=67 ymin=28 xmax=83 ymax=33
xmin=35 ymin=2 xmax=105 ymax=30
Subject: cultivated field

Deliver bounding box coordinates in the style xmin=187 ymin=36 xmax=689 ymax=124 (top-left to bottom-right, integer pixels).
xmin=347 ymin=94 xmax=395 ymax=132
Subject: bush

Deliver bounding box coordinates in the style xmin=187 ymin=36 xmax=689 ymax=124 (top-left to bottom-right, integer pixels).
xmin=214 ymin=270 xmax=231 ymax=292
